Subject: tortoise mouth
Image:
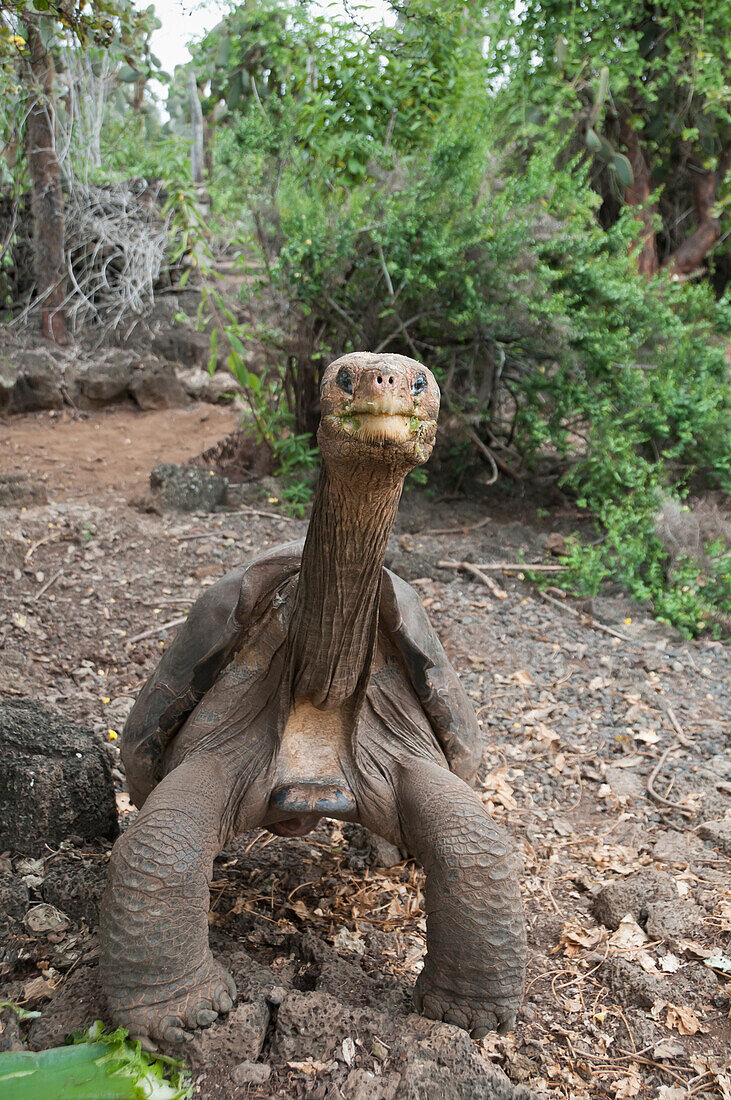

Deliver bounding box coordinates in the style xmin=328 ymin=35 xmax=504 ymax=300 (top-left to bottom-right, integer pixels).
xmin=325 ymin=412 xmax=437 ymax=445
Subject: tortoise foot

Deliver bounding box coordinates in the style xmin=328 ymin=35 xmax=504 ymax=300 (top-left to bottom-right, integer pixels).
xmin=114 ymin=955 xmax=237 ymax=1045
xmin=414 ymin=966 xmax=519 ymax=1039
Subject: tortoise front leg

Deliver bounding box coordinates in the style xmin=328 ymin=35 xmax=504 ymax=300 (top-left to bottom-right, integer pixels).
xmin=100 ymin=756 xmax=237 ymax=1044
xmin=397 ymin=759 xmax=526 ymax=1037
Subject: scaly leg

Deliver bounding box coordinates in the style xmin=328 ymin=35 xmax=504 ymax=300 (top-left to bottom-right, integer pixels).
xmin=397 ymin=759 xmax=526 ymax=1037
xmin=100 ymin=756 xmax=237 ymax=1044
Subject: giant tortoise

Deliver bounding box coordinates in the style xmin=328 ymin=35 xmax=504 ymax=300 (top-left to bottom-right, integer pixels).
xmin=100 ymin=353 xmax=526 ymax=1044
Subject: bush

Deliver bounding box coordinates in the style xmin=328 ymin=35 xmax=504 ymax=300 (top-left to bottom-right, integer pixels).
xmin=201 ymin=21 xmax=731 ymax=636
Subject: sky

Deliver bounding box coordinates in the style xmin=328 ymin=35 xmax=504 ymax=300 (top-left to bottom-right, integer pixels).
xmin=149 ymin=0 xmax=391 ymax=77
xmin=149 ymin=0 xmax=228 ymax=75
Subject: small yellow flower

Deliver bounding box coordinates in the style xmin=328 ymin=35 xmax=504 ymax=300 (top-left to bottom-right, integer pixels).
xmin=102 ymin=696 xmax=111 ymax=704
xmin=267 ymin=497 xmax=279 ymax=504
xmin=624 ymin=617 xmax=632 ymax=624
xmin=108 ymin=729 xmax=118 ymax=741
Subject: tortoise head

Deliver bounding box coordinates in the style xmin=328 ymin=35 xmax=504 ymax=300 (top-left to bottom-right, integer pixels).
xmin=318 ymin=352 xmax=440 ymax=474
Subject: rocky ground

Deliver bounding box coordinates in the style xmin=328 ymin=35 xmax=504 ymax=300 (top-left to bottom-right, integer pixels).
xmin=0 ymin=401 xmax=729 ymax=1100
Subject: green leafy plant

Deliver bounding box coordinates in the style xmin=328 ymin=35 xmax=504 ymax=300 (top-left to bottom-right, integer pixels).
xmin=164 ymin=0 xmax=729 ymax=635
xmin=0 ymin=1021 xmax=192 ymax=1099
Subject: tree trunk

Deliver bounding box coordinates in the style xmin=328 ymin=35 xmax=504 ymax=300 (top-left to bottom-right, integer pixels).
xmin=666 ymin=155 xmax=729 ymax=277
xmin=290 ymin=319 xmax=322 ymax=440
xmin=619 ymin=117 xmax=659 ymax=277
xmin=203 ymin=104 xmax=216 ymax=181
xmin=188 ymin=69 xmax=205 ymax=187
xmin=25 ymin=22 xmax=66 ymax=342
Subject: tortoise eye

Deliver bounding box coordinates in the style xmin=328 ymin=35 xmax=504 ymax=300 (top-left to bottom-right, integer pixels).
xmin=335 ymin=368 xmax=353 ymax=394
xmin=411 ymin=372 xmax=428 ymax=395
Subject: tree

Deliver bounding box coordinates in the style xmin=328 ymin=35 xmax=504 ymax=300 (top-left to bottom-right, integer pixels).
xmin=499 ymin=0 xmax=731 ymax=278
xmin=24 ymin=18 xmax=66 ymax=339
xmin=0 ymin=0 xmax=160 ymax=340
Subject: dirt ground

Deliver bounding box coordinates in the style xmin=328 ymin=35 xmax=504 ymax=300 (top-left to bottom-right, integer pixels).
xmin=1 ymin=404 xmax=730 ymax=1100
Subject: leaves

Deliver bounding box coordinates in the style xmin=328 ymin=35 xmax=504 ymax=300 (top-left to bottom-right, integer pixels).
xmin=664 ymin=1003 xmax=708 ymax=1036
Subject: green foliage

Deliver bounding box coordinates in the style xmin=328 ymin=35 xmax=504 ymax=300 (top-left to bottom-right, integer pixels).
xmin=207 ymin=19 xmax=729 ymax=633
xmin=191 ymin=0 xmax=482 ymax=188
xmin=105 ymin=0 xmax=728 ymax=636
xmin=493 ymin=0 xmax=731 ymax=264
xmin=0 ymin=1020 xmax=192 ymax=1099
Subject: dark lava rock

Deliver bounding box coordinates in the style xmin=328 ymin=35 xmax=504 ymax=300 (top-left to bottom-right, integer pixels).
xmin=0 ymin=349 xmax=63 ymax=412
xmin=152 ymin=327 xmax=210 ymax=369
xmin=28 ymin=963 xmax=105 ymax=1049
xmin=129 ymin=358 xmax=189 ymax=411
xmin=149 ymin=462 xmax=228 ymax=512
xmin=0 ymin=473 xmax=48 ymax=506
xmin=0 ymin=700 xmax=118 ymax=856
xmin=652 ymin=829 xmax=710 ymax=865
xmin=296 ymin=931 xmax=406 ymax=1014
xmin=272 ymin=991 xmax=536 ymax=1098
xmin=42 ymin=855 xmax=108 ymax=925
xmin=0 ymin=869 xmax=29 ymax=948
xmin=592 ymin=869 xmax=677 ymax=931
xmin=178 ymin=366 xmax=241 ymax=404
xmin=220 ymin=945 xmax=292 ymax=1003
xmin=0 ymin=1005 xmax=24 ymax=1052
xmin=129 ymin=359 xmax=188 ymax=410
xmin=0 ymin=531 xmax=27 ymax=569
xmin=230 ymin=1061 xmax=271 ymax=1087
xmin=698 ymin=819 xmax=731 ymax=856
xmin=345 ymin=824 xmax=404 ymax=870
xmin=70 ymin=351 xmax=134 ymax=407
xmin=186 ymin=999 xmax=270 ymax=1072
xmin=271 ymin=989 xmax=401 ymax=1063
xmin=601 ymin=956 xmax=718 ymax=1010
xmin=645 ymin=898 xmax=705 ymax=944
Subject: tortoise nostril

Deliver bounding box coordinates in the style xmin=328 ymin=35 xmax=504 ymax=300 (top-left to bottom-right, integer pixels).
xmin=388 ymin=376 xmax=394 ymax=385
xmin=376 ymin=375 xmax=383 ymax=385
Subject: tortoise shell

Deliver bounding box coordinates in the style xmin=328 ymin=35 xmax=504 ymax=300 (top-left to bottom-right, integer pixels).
xmin=122 ymin=541 xmax=479 ymax=808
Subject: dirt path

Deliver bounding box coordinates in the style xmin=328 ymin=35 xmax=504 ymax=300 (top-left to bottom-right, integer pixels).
xmin=0 ymin=405 xmax=239 ymax=503
xmin=1 ymin=407 xmax=729 ymax=1100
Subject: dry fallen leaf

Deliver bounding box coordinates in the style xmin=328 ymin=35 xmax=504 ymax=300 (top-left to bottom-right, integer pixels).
xmin=609 ymin=914 xmax=649 ymax=951
xmin=715 ymin=1074 xmax=731 ymax=1100
xmin=286 ymin=1060 xmax=338 ymax=1076
xmin=555 ymin=920 xmax=603 ymax=957
xmin=533 ymin=722 xmax=560 ymax=746
xmin=614 ymin=1071 xmax=642 ymax=1098
xmin=24 ymin=904 xmax=70 ymax=934
xmin=637 ymin=951 xmax=662 ymax=975
xmin=665 ymin=1004 xmax=707 ymax=1036
xmin=481 ymin=769 xmax=518 ymax=812
xmin=511 ymin=669 xmax=533 ymax=686
xmin=22 ymin=975 xmax=56 ymax=1001
xmin=653 ymin=1039 xmax=686 ymax=1060
xmin=115 ymin=791 xmax=133 ymax=815
xmin=288 ymin=899 xmax=311 ymax=921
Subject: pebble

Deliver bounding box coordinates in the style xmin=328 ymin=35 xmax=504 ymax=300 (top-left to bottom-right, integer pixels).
xmin=230 ymin=1061 xmax=271 ymax=1086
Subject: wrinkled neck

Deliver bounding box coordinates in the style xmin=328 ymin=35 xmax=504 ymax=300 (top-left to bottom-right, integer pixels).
xmin=286 ymin=460 xmax=403 ymax=708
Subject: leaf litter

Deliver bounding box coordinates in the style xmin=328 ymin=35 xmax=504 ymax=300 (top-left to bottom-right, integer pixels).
xmin=0 ymin=408 xmax=730 ymax=1098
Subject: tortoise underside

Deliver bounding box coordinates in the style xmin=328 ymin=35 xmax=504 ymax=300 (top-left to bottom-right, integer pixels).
xmin=121 ymin=543 xmax=480 ymax=825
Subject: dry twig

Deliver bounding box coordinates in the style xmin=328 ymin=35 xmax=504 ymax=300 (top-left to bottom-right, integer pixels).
xmin=24 ymin=532 xmax=61 ymax=562
xmin=34 ymin=568 xmax=63 ymax=600
xmin=126 ymin=616 xmax=187 ymax=645
xmin=646 ymin=742 xmax=694 ymax=815
xmin=430 ymin=516 xmax=493 ymax=537
xmin=535 ymin=590 xmax=630 ymax=641
xmin=438 ymin=560 xmax=507 ymax=599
